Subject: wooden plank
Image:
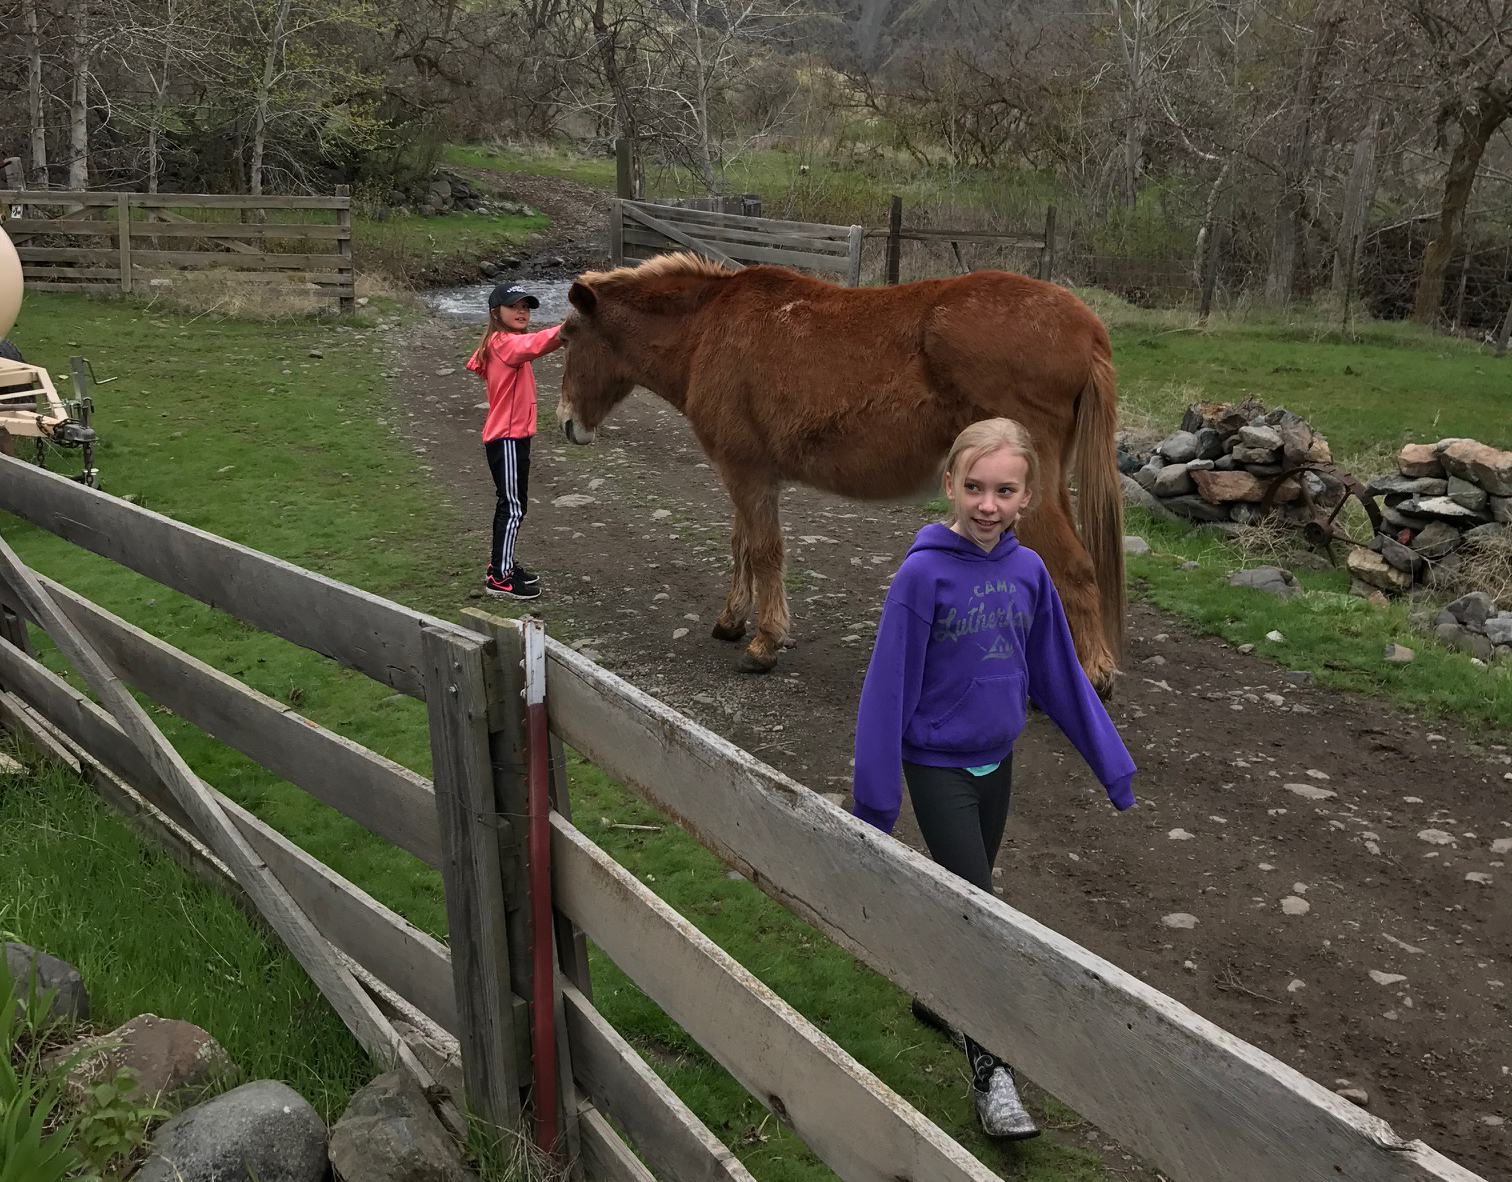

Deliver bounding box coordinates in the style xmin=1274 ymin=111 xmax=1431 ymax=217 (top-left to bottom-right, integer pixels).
xmin=622 ymin=204 xmax=738 ymax=269
xmin=897 ymin=228 xmax=1044 ymax=247
xmin=578 ymin=1106 xmax=658 ymax=1182
xmin=335 ymin=185 xmax=354 ymax=314
xmin=623 ymin=219 xmax=851 ymax=255
xmin=0 ymin=191 xmax=348 ymax=210
xmin=623 ymin=201 xmax=852 ymax=240
xmin=17 ymin=221 xmax=346 ymax=240
xmin=0 ymin=537 xmax=442 ymax=1093
xmin=424 ymin=626 xmax=525 ymax=1132
xmin=542 ymin=641 xmax=1485 ymax=1182
xmin=137 ymin=271 xmax=353 ymax=287
xmin=16 ymin=247 xmax=122 ymax=262
xmin=609 ymin=199 xmax=625 ymax=268
xmin=620 ymin=229 xmax=852 ymax=275
xmin=563 ymin=983 xmax=755 ymax=1182
xmin=127 ymin=250 xmax=341 ymax=269
xmin=0 ymin=455 xmax=470 ymax=698
xmin=22 ymin=282 xmax=118 ymax=293
xmin=549 ymin=733 xmax=592 ymax=999
xmin=117 ymin=193 xmax=132 ymax=294
xmin=553 ymin=815 xmax=997 ymax=1182
xmin=19 ymin=266 xmax=122 ymax=280
xmin=0 ymin=636 xmax=460 ymax=1034
xmin=0 ymin=572 xmax=443 ymax=867
xmin=845 ymin=224 xmax=863 ymax=287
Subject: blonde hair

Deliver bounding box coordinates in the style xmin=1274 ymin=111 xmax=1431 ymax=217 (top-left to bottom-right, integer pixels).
xmin=942 ymin=418 xmax=1040 ymax=525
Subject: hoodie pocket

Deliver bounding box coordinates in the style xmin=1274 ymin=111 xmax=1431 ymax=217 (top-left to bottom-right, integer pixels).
xmin=925 ymin=674 xmax=1027 ymax=751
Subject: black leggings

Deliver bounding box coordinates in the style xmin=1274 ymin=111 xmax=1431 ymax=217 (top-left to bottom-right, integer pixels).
xmin=902 ymin=757 xmax=1013 ymax=895
xmin=904 ymin=757 xmax=1014 ymax=1083
xmin=485 ymin=436 xmax=531 ymax=573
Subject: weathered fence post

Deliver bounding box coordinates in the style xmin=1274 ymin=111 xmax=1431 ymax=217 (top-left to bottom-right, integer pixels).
xmin=116 ymin=193 xmax=132 ymax=294
xmin=885 ymin=195 xmax=902 ymax=286
xmin=1039 ymin=205 xmax=1057 ymax=282
xmin=1496 ymin=296 xmax=1512 ymax=358
xmin=334 ymin=185 xmax=354 ymax=316
xmin=1199 ymin=222 xmax=1225 ymax=323
xmin=609 ymin=199 xmax=625 ymax=268
xmin=423 ymin=624 xmax=527 ymax=1134
xmin=615 ymin=138 xmax=633 ymax=200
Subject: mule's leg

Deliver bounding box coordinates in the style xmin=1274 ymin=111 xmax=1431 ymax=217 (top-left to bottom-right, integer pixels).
xmin=736 ymin=481 xmax=788 ymax=674
xmin=711 ymin=512 xmax=756 ymax=643
xmin=1017 ymin=480 xmax=1118 ymax=697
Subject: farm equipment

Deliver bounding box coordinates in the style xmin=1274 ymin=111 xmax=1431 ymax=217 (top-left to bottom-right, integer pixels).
xmin=0 ymin=223 xmax=100 ymax=487
xmin=1259 ymin=462 xmax=1383 ymax=565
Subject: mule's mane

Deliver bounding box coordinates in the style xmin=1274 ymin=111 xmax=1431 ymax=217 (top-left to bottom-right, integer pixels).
xmin=579 ymin=251 xmax=734 ymax=288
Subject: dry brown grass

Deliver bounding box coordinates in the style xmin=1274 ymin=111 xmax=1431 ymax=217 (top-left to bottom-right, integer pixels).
xmin=1450 ymin=530 xmax=1512 ymax=609
xmin=135 ymin=268 xmax=343 ymax=321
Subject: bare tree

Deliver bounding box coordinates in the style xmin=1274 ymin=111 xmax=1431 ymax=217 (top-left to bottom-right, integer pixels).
xmin=1405 ymin=0 xmax=1512 ymax=324
xmin=1263 ymin=5 xmax=1342 ymax=303
xmin=23 ymin=0 xmax=49 ymax=187
xmin=67 ymin=1 xmax=89 ymax=188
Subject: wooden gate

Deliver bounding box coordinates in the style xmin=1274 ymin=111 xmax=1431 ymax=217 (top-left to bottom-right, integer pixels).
xmin=0 ymin=189 xmax=354 ymax=312
xmin=611 ymin=198 xmax=864 ymax=286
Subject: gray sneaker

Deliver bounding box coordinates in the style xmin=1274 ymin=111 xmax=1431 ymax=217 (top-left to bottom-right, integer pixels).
xmin=973 ymin=1066 xmax=1040 ymax=1140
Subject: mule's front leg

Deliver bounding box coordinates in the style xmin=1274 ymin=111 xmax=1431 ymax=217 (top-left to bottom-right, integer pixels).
xmin=736 ymin=484 xmax=788 ymax=673
xmin=711 ymin=512 xmax=754 ymax=643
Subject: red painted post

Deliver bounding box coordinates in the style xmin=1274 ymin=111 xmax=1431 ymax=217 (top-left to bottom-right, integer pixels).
xmin=522 ymin=616 xmax=559 ymax=1153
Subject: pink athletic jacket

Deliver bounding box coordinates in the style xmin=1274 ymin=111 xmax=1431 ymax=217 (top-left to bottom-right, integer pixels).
xmin=466 ymin=324 xmax=562 ymax=441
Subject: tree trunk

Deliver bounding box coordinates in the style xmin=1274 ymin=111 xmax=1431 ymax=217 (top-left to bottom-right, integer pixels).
xmin=24 ymin=0 xmax=48 ymax=189
xmin=249 ymin=0 xmax=292 ymax=197
xmin=1413 ymin=97 xmax=1508 ymax=325
xmin=1331 ymin=104 xmax=1381 ymax=306
xmin=1121 ymin=0 xmax=1145 ymax=209
xmin=67 ymin=3 xmax=89 ymax=191
xmin=1264 ymin=12 xmax=1340 ymax=304
xmin=591 ymin=0 xmax=643 ymax=198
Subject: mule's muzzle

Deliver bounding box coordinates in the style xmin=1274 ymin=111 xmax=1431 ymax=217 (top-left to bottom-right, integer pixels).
xmin=562 ymin=419 xmax=595 ymax=446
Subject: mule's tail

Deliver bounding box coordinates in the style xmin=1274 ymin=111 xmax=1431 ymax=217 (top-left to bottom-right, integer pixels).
xmin=1074 ymin=351 xmax=1125 ymax=662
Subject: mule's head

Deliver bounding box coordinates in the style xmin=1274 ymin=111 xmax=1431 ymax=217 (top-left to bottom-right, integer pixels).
xmin=557 ymin=281 xmax=634 ymax=446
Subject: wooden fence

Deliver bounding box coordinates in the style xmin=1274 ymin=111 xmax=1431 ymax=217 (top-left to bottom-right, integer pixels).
xmin=0 ymin=189 xmax=354 ymax=312
xmin=0 ymin=453 xmax=1488 ymax=1182
xmin=871 ymin=195 xmax=1055 ymax=285
xmin=610 ymin=198 xmax=864 ymax=286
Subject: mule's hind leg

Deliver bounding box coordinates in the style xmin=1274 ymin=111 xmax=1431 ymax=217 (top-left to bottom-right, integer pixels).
xmin=1017 ymin=484 xmax=1118 ymax=697
xmin=712 ymin=513 xmax=756 ymax=643
xmin=732 ymin=480 xmax=788 ymax=673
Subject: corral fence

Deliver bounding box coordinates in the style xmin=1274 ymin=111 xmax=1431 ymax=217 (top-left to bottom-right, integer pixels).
xmin=0 ymin=452 xmax=1485 ymax=1182
xmin=0 ymin=188 xmax=354 ymax=313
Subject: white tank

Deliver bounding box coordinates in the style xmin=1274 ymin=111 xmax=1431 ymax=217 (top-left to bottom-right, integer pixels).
xmin=0 ymin=223 xmax=21 ymax=340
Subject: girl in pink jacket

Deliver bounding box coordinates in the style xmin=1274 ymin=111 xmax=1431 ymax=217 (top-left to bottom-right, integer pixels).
xmin=466 ymin=284 xmax=563 ymax=600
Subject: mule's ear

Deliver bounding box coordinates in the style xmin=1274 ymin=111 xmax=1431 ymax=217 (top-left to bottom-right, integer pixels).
xmin=568 ymin=282 xmax=597 ymax=315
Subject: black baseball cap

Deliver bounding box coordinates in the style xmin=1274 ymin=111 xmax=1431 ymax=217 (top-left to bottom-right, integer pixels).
xmin=489 ymin=283 xmax=539 ymax=309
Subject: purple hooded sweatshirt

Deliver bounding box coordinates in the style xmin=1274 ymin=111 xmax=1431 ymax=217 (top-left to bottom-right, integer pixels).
xmin=852 ymin=524 xmax=1136 ymax=833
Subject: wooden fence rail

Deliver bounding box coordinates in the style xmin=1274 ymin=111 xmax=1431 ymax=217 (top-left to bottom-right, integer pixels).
xmin=0 ymin=189 xmax=354 ymax=312
xmin=0 ymin=453 xmax=1487 ymax=1182
xmin=611 ymin=198 xmax=863 ymax=286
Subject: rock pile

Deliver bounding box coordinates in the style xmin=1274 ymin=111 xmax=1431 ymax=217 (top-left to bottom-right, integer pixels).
xmin=1423 ymin=591 xmax=1512 ymax=663
xmin=4 ymin=940 xmax=472 ymax=1182
xmin=1347 ymin=438 xmax=1512 ymax=600
xmin=1120 ymin=398 xmax=1344 ymax=528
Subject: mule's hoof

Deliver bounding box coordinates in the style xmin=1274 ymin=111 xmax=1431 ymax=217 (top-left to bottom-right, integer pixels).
xmin=711 ymin=621 xmax=747 ymax=643
xmin=737 ymin=651 xmax=777 ymax=674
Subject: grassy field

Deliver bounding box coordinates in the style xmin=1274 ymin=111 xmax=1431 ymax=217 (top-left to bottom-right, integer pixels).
xmin=1 ymin=292 xmax=1118 ymax=1180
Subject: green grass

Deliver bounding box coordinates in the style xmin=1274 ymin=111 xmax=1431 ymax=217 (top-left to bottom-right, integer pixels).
xmin=1122 ymin=510 xmax=1512 ymax=729
xmin=351 ymin=208 xmax=549 ymax=280
xmin=1100 ymin=305 xmax=1512 ymax=473
xmin=0 ymin=737 xmax=374 ymax=1122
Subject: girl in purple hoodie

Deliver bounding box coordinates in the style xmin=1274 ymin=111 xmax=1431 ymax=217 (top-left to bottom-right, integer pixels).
xmin=852 ymin=417 xmax=1136 ymax=1141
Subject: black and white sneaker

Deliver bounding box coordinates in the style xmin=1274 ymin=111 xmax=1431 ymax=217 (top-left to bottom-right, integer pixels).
xmin=485 ymin=567 xmax=540 ymax=601
xmin=510 ymin=562 xmax=540 ymax=589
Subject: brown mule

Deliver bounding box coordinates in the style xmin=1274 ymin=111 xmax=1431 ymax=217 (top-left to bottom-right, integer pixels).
xmin=554 ymin=253 xmax=1125 ymax=693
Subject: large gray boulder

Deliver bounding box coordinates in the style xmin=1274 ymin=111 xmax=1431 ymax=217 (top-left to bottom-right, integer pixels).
xmin=329 ymin=1071 xmax=471 ymax=1182
xmin=1228 ymin=566 xmax=1300 ymax=599
xmin=133 ymin=1080 xmax=327 ymax=1182
xmin=4 ymin=943 xmax=88 ymax=1026
xmin=1443 ymin=591 xmax=1496 ymax=632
